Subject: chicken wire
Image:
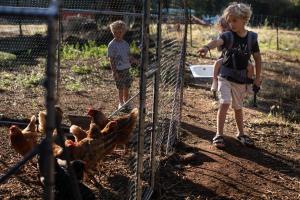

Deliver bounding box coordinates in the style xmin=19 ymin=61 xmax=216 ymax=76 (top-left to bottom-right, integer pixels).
xmin=0 ymin=0 xmax=188 ymax=200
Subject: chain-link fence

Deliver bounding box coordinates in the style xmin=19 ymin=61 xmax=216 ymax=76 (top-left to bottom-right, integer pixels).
xmin=0 ymin=1 xmax=188 ymax=199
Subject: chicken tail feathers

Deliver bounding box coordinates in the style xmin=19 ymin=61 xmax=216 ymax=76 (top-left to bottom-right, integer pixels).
xmin=117 ymin=108 xmax=139 ymax=128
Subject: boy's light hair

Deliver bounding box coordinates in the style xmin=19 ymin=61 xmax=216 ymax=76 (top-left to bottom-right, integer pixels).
xmin=222 ymin=2 xmax=252 ymax=25
xmin=110 ymin=20 xmax=127 ymax=33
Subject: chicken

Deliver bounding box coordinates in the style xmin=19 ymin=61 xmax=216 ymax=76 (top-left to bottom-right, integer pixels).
xmin=70 ymin=125 xmax=87 ymax=142
xmin=87 ymin=123 xmax=101 ymax=139
xmin=70 ymin=121 xmax=102 ymax=142
xmin=38 ymin=105 xmax=63 ymax=134
xmin=38 ymin=110 xmax=46 ymax=133
xmin=58 ymin=123 xmax=115 ymax=169
xmin=87 ymin=108 xmax=109 ymax=130
xmin=112 ymin=108 xmax=139 ymax=152
xmin=8 ymin=115 xmax=38 ymax=156
xmin=55 ymin=108 xmax=138 ymax=169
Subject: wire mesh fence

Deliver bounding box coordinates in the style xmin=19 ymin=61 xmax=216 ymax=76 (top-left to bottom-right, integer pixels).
xmin=0 ymin=0 xmax=188 ymax=199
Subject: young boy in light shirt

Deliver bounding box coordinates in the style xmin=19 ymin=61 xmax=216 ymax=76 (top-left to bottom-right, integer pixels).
xmin=198 ymin=2 xmax=262 ymax=148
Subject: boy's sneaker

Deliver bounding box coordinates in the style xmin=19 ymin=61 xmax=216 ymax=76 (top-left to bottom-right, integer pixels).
xmin=211 ymin=80 xmax=218 ymax=92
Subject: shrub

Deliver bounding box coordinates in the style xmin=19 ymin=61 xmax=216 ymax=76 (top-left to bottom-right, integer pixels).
xmin=0 ymin=51 xmax=17 ymax=67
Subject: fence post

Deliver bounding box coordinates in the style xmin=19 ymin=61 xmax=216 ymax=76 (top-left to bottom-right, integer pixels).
xmin=189 ymin=7 xmax=192 ymax=47
xmin=43 ymin=1 xmax=59 ymax=199
xmin=178 ymin=0 xmax=188 ymax=139
xmin=150 ymin=0 xmax=162 ymax=189
xmin=136 ymin=0 xmax=150 ymax=199
xmin=17 ymin=0 xmax=23 ymax=36
xmin=276 ymin=16 xmax=279 ymax=50
xmin=56 ymin=7 xmax=62 ymax=104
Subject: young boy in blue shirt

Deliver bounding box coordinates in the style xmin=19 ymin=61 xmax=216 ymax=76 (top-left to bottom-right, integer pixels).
xmin=108 ymin=20 xmax=137 ymax=110
xmin=198 ymin=2 xmax=262 ymax=148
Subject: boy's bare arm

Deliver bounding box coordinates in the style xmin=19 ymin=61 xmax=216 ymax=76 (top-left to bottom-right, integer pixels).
xmin=253 ymin=52 xmax=262 ymax=86
xmin=198 ymin=38 xmax=224 ymax=57
xmin=109 ymin=57 xmax=118 ymax=79
xmin=109 ymin=57 xmax=117 ymax=71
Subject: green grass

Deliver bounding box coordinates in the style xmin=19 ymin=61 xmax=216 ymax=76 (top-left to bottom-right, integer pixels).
xmin=61 ymin=41 xmax=107 ymax=61
xmin=250 ymin=27 xmax=300 ymax=57
xmin=61 ymin=44 xmax=81 ymax=60
xmin=99 ymin=59 xmax=110 ymax=70
xmin=0 ymin=51 xmax=17 ymax=67
xmin=82 ymin=41 xmax=107 ymax=58
xmin=71 ymin=65 xmax=92 ymax=75
xmin=65 ymin=81 xmax=84 ymax=92
xmin=0 ymin=72 xmax=15 ymax=89
xmin=129 ymin=67 xmax=139 ymax=77
xmin=62 ymin=40 xmax=141 ymax=62
xmin=130 ymin=41 xmax=140 ymax=55
xmin=18 ymin=72 xmax=43 ymax=88
xmin=0 ymin=71 xmax=44 ymax=89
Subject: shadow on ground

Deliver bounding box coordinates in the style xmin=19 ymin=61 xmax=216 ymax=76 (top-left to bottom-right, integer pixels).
xmin=181 ymin=121 xmax=300 ymax=180
xmin=152 ymin=142 xmax=234 ymax=200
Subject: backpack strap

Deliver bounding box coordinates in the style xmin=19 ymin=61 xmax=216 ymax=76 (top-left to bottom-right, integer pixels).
xmin=247 ymin=31 xmax=258 ymax=54
xmin=223 ymin=31 xmax=234 ymax=50
xmin=222 ymin=31 xmax=236 ymax=68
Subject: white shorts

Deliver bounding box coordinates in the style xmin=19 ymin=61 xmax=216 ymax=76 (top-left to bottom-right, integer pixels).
xmin=218 ymin=77 xmax=248 ymax=110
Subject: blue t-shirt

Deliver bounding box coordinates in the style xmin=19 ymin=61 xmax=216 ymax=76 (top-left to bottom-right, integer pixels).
xmin=107 ymin=39 xmax=130 ymax=70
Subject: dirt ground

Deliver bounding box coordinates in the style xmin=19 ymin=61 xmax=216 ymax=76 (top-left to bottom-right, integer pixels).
xmin=0 ymin=52 xmax=300 ymax=200
xmin=1 ymin=71 xmax=299 ymax=200
xmin=153 ymin=85 xmax=300 ymax=200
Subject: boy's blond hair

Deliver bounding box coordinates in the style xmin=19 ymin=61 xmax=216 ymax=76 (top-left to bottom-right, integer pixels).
xmin=222 ymin=2 xmax=252 ymax=25
xmin=109 ymin=20 xmax=127 ymax=33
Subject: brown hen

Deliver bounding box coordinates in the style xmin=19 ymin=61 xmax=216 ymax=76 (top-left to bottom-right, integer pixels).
xmin=9 ymin=115 xmax=38 ymax=156
xmin=55 ymin=108 xmax=138 ymax=169
xmin=87 ymin=108 xmax=109 ymax=130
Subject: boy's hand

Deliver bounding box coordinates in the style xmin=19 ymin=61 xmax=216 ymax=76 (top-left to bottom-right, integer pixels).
xmin=197 ymin=47 xmax=208 ymax=57
xmin=113 ymin=71 xmax=119 ymax=80
xmin=253 ymin=78 xmax=262 ymax=93
xmin=253 ymin=78 xmax=261 ymax=87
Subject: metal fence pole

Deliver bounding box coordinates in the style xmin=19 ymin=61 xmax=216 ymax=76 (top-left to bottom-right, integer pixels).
xmin=189 ymin=7 xmax=192 ymax=47
xmin=136 ymin=0 xmax=150 ymax=199
xmin=150 ymin=0 xmax=162 ymax=189
xmin=276 ymin=16 xmax=279 ymax=50
xmin=178 ymin=0 xmax=189 ymax=138
xmin=43 ymin=1 xmax=59 ymax=199
xmin=56 ymin=7 xmax=62 ymax=104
